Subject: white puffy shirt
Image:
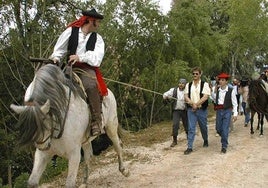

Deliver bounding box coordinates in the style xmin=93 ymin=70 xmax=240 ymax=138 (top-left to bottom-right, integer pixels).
xmin=50 ymin=27 xmax=105 ymax=67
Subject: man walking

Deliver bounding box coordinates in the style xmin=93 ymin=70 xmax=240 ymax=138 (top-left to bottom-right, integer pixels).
xmin=163 ymin=78 xmax=188 ymax=147
xmin=184 ymin=67 xmax=211 ymax=155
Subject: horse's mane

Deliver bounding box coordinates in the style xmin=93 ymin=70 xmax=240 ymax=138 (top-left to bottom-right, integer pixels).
xmin=248 ymin=79 xmax=265 ymax=97
xmin=17 ymin=64 xmax=82 ymax=148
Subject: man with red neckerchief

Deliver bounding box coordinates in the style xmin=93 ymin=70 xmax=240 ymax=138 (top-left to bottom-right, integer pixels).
xmin=50 ymin=8 xmax=106 ymax=136
xmin=211 ymin=73 xmax=238 ymax=153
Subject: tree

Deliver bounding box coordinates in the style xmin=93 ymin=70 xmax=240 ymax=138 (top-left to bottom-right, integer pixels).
xmin=227 ymin=0 xmax=268 ymax=77
xmin=0 ymin=0 xmax=173 ymax=184
xmin=167 ymin=0 xmax=226 ymax=77
xmin=0 ymin=0 xmax=101 ymax=185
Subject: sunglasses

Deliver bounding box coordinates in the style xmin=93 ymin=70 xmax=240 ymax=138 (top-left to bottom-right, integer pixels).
xmin=192 ymin=73 xmax=199 ymax=75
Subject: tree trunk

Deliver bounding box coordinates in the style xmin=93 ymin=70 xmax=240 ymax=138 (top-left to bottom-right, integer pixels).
xmin=8 ymin=164 xmax=12 ymax=187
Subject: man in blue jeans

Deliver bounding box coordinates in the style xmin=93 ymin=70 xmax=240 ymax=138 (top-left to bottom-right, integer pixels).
xmin=211 ymin=73 xmax=238 ymax=153
xmin=184 ymin=67 xmax=211 ymax=155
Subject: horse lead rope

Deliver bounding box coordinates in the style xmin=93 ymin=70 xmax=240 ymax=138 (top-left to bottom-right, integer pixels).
xmin=103 ymin=77 xmax=177 ymax=100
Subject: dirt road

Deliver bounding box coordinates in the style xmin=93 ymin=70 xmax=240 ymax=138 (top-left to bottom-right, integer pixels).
xmin=85 ymin=115 xmax=268 ymax=188
xmin=45 ymin=115 xmax=268 ymax=188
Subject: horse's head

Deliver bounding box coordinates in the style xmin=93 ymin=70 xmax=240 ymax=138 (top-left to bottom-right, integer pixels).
xmin=10 ymin=100 xmax=53 ymax=150
xmin=11 ymin=64 xmax=84 ymax=150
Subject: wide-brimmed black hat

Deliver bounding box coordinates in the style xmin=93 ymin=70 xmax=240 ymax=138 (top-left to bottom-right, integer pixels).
xmin=82 ymin=8 xmax=104 ymax=19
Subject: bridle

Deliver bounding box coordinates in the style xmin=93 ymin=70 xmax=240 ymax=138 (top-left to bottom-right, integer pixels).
xmin=25 ymin=87 xmax=72 ymax=151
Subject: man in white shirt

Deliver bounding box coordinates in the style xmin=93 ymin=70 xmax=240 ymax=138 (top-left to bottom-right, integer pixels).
xmin=211 ymin=73 xmax=238 ymax=153
xmin=184 ymin=67 xmax=211 ymax=155
xmin=163 ymin=78 xmax=188 ymax=147
xmin=50 ymin=8 xmax=106 ymax=136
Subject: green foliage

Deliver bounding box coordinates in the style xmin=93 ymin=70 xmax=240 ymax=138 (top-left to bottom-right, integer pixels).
xmin=226 ymin=0 xmax=268 ymax=76
xmin=40 ymin=157 xmax=68 ymax=183
xmin=14 ymin=173 xmax=29 ymax=188
xmin=167 ymin=0 xmax=225 ymax=76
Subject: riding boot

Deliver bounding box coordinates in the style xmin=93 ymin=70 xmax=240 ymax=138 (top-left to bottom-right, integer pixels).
xmin=85 ymin=88 xmax=102 ymax=136
xmin=170 ymin=136 xmax=177 ymax=147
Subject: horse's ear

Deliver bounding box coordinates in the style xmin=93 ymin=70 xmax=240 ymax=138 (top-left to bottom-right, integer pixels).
xmin=41 ymin=100 xmax=50 ymax=115
xmin=10 ymin=104 xmax=27 ymax=114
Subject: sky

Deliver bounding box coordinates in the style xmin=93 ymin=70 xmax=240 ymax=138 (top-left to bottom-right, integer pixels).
xmin=97 ymin=0 xmax=173 ymax=15
xmin=156 ymin=0 xmax=172 ymax=14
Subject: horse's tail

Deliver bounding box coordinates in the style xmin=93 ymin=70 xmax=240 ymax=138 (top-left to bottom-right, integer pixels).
xmin=16 ymin=105 xmax=47 ymax=149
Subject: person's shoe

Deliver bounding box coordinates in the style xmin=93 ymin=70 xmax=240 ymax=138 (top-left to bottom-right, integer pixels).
xmin=221 ymin=148 xmax=227 ymax=154
xmin=203 ymin=140 xmax=208 ymax=147
xmin=170 ymin=141 xmax=177 ymax=147
xmin=244 ymin=123 xmax=248 ymax=127
xmin=184 ymin=148 xmax=193 ymax=155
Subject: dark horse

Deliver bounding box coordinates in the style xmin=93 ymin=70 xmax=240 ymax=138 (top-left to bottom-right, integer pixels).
xmin=248 ymin=79 xmax=268 ymax=135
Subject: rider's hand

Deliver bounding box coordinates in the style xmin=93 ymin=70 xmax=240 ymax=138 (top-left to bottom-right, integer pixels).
xmin=49 ymin=57 xmax=59 ymax=65
xmin=68 ymin=55 xmax=80 ymax=64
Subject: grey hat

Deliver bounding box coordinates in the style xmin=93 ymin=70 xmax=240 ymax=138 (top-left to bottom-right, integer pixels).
xmin=179 ymin=78 xmax=187 ymax=84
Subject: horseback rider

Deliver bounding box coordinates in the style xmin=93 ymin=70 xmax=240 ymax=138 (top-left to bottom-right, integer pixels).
xmin=50 ymin=8 xmax=107 ymax=136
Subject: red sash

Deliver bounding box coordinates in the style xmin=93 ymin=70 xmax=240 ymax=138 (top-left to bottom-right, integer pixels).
xmin=73 ymin=62 xmax=108 ymax=96
xmin=93 ymin=67 xmax=108 ymax=96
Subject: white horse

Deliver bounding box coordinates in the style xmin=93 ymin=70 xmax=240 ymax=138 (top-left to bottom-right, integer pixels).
xmin=10 ymin=64 xmax=129 ymax=188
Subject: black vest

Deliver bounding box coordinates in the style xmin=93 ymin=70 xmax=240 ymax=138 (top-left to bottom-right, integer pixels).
xmin=172 ymin=87 xmax=178 ymax=110
xmin=67 ymin=27 xmax=97 ymax=56
xmin=215 ymin=87 xmax=233 ymax=109
xmin=187 ymin=81 xmax=208 ymax=109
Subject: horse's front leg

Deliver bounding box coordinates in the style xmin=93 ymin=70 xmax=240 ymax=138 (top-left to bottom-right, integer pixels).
xmin=65 ymin=147 xmax=81 ymax=188
xmin=260 ymin=114 xmax=264 ymax=136
xmin=81 ymin=141 xmax=93 ymax=186
xmin=250 ymin=116 xmax=254 ymax=134
xmin=106 ymin=123 xmax=130 ymax=177
xmin=28 ymin=149 xmax=50 ymax=188
xmin=257 ymin=113 xmax=260 ymax=130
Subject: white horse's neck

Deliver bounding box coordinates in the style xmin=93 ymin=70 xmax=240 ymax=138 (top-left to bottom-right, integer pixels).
xmin=24 ymin=77 xmax=36 ymax=102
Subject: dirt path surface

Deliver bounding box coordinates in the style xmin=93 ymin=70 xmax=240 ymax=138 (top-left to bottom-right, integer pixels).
xmin=45 ymin=115 xmax=268 ymax=188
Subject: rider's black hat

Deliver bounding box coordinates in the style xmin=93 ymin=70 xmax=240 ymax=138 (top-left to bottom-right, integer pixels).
xmin=82 ymin=8 xmax=104 ymax=19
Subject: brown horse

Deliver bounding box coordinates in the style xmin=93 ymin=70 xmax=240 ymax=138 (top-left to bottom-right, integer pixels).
xmin=248 ymin=79 xmax=268 ymax=135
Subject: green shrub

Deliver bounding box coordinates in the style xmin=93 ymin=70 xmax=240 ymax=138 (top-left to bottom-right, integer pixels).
xmin=14 ymin=173 xmax=29 ymax=188
xmin=40 ymin=157 xmax=68 ymax=183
